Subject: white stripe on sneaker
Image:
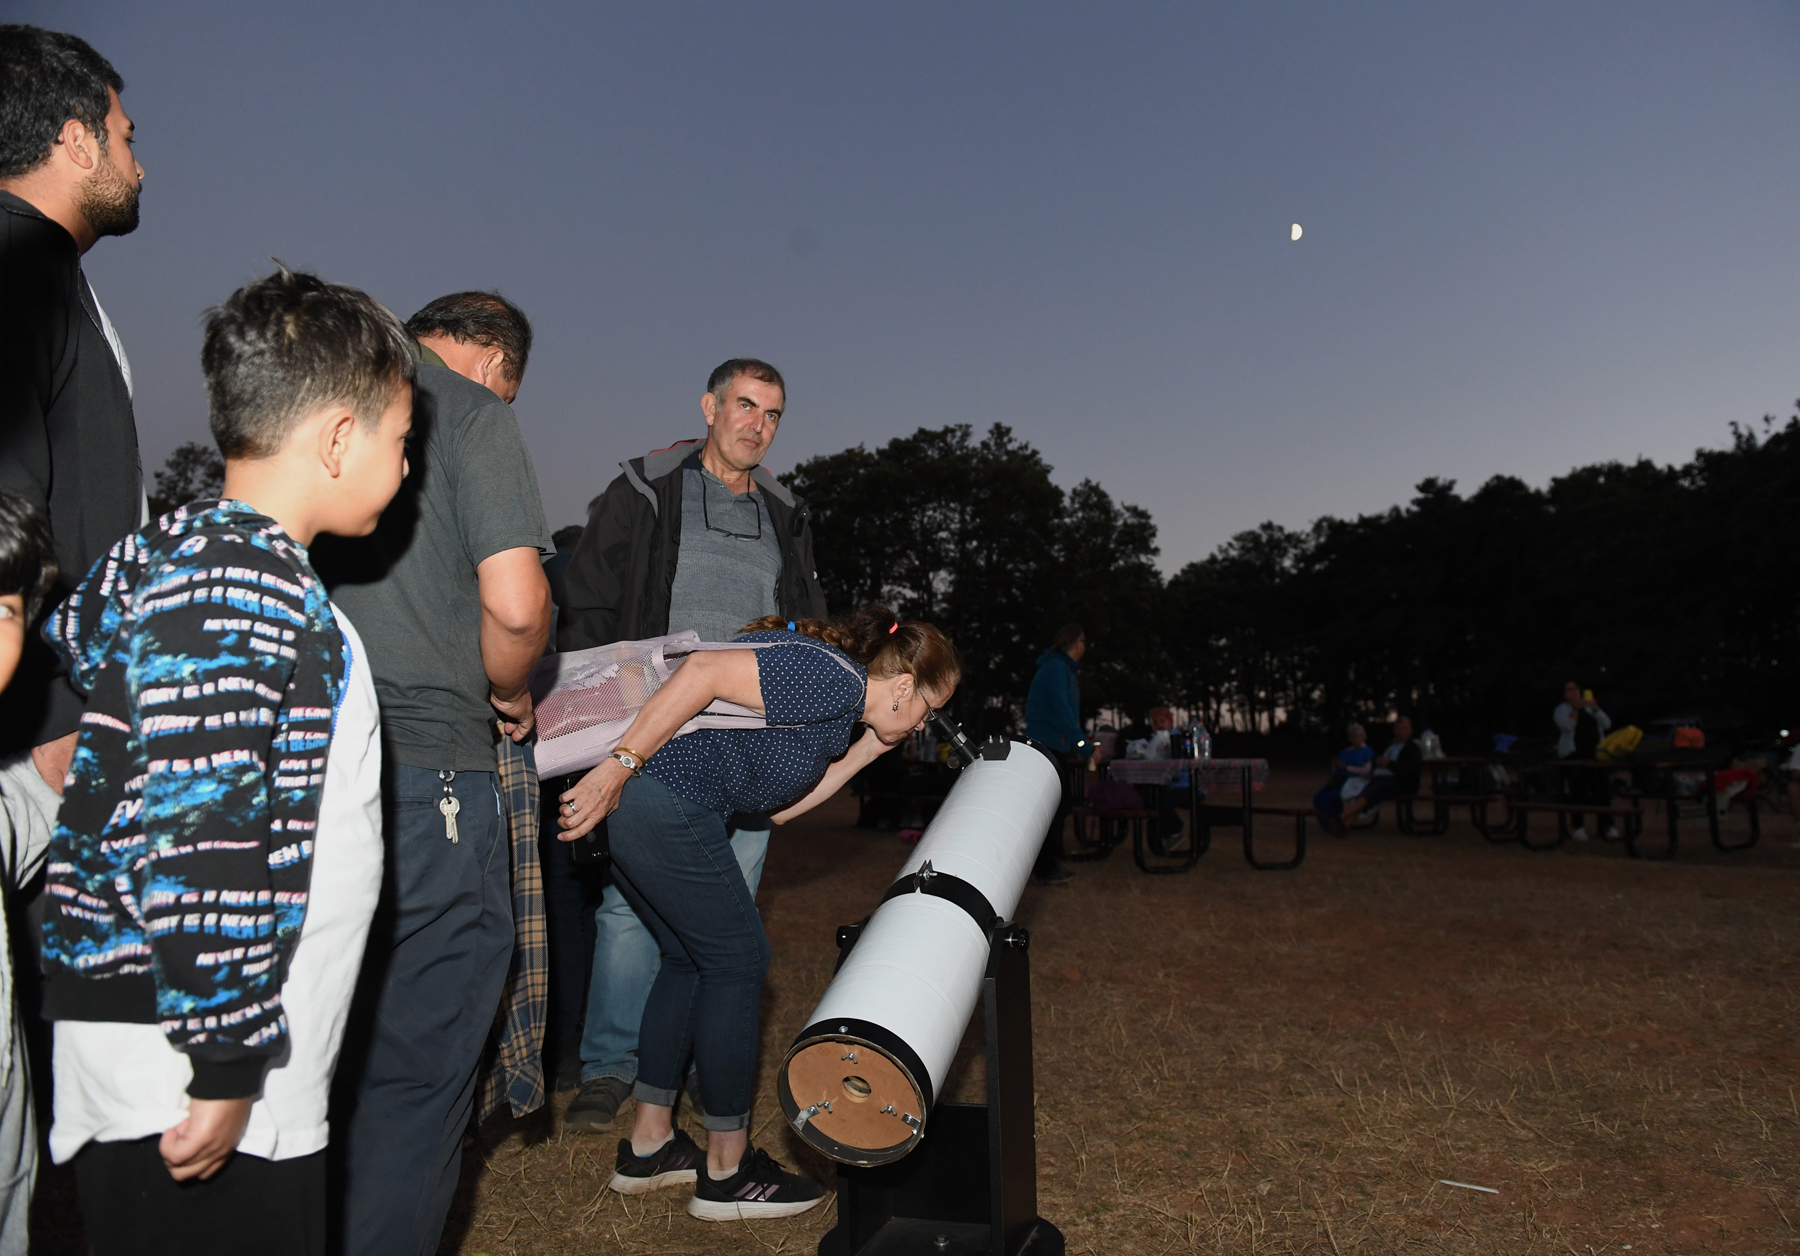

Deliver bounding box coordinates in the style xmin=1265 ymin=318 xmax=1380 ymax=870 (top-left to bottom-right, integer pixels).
xmin=686 ymin=1194 xmax=828 ymax=1222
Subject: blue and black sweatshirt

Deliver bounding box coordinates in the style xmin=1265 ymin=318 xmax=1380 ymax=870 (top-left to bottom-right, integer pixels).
xmin=38 ymin=501 xmax=343 ymax=1099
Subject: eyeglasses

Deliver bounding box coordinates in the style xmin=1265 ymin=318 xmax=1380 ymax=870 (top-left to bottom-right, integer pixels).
xmin=702 ymin=480 xmax=763 ymax=540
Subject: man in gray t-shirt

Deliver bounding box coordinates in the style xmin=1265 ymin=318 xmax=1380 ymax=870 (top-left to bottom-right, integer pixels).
xmin=321 ymin=361 xmax=552 ymax=768
xmin=664 ymin=463 xmax=784 ymax=642
xmin=313 ymin=292 xmax=553 ymax=1256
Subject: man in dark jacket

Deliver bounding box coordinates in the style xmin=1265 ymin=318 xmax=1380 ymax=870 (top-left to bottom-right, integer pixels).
xmin=0 ymin=25 xmax=146 ymax=781
xmin=558 ymin=363 xmax=826 ymax=650
xmin=1024 ymin=623 xmax=1092 ymax=885
xmin=558 ymin=358 xmax=826 ymax=1133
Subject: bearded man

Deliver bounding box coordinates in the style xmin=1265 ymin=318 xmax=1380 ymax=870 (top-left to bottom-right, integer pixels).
xmin=0 ymin=25 xmax=147 ymax=1252
xmin=0 ymin=25 xmax=148 ymax=781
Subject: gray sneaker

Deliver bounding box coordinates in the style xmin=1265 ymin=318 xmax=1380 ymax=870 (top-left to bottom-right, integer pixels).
xmin=564 ymin=1077 xmax=633 ymax=1133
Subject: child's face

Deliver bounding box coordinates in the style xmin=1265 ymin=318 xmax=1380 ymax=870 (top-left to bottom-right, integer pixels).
xmin=0 ymin=594 xmax=24 ymax=693
xmin=325 ymin=384 xmax=413 ymax=537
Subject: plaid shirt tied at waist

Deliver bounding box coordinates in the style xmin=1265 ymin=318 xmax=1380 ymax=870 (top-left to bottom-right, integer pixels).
xmin=479 ymin=734 xmax=548 ymax=1120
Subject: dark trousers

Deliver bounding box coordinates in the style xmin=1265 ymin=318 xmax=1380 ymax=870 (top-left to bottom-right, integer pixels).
xmin=75 ymin=1137 xmax=325 ymax=1256
xmin=332 ymin=764 xmax=513 ymax=1256
xmin=539 ymin=792 xmax=600 ymax=1049
xmin=605 ymin=773 xmax=769 ymax=1131
xmin=1034 ymin=756 xmax=1081 ymax=877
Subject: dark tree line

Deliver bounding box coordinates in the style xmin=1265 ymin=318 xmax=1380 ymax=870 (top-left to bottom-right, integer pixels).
xmin=784 ymin=424 xmax=1165 ymax=735
xmin=1163 ymin=412 xmax=1800 ymax=752
xmin=146 ymin=404 xmax=1800 ymax=754
xmin=786 ymin=409 xmax=1800 ymax=753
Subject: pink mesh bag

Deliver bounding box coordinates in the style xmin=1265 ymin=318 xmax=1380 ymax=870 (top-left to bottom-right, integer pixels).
xmin=528 ymin=631 xmax=862 ymax=778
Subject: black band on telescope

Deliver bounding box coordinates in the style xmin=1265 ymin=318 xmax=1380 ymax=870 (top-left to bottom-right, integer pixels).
xmin=879 ymin=868 xmax=999 ymax=932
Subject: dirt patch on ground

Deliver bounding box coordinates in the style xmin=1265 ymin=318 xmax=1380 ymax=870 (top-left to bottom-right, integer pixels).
xmin=34 ymin=767 xmax=1800 ymax=1253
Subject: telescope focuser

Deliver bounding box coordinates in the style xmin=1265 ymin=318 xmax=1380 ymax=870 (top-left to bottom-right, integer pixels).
xmin=928 ymin=709 xmax=981 ymax=767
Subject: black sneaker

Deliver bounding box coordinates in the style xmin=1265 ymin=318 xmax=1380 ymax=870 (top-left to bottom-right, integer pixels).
xmin=1034 ymin=863 xmax=1075 ymax=886
xmin=608 ymin=1128 xmax=705 ymax=1195
xmin=564 ymin=1076 xmax=632 ymax=1133
xmin=686 ymin=1146 xmax=828 ymax=1221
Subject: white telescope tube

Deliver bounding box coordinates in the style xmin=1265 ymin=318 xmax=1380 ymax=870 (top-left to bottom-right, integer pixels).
xmin=778 ymin=738 xmax=1060 ymax=1165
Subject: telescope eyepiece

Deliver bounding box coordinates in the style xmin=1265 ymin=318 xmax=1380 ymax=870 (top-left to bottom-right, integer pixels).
xmin=927 ymin=709 xmax=981 ymax=767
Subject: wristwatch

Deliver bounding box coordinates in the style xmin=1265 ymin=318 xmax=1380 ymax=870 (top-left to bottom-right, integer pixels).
xmin=610 ymin=747 xmax=645 ymax=777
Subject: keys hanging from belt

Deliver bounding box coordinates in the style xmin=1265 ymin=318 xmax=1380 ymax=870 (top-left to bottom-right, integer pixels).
xmin=438 ymin=770 xmax=460 ymax=844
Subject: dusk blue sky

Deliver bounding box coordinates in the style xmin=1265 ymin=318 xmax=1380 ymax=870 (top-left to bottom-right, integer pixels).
xmin=20 ymin=2 xmax=1800 ymax=570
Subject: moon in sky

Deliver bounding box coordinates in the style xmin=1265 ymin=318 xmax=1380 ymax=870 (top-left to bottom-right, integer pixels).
xmin=1291 ymin=223 xmax=1303 ymax=241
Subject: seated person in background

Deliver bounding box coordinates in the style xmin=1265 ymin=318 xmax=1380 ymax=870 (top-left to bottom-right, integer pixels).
xmin=1121 ymin=707 xmax=1174 ymax=759
xmin=1118 ymin=709 xmax=1186 ymax=842
xmin=1090 ymin=727 xmax=1119 ymax=764
xmin=1313 ymin=722 xmax=1374 ymax=836
xmin=1340 ymin=716 xmax=1422 ymax=829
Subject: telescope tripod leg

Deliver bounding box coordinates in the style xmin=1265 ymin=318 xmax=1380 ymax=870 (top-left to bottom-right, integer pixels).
xmin=820 ymin=929 xmax=1065 ymax=1256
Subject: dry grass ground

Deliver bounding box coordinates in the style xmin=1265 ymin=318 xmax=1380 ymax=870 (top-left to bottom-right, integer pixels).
xmin=439 ymin=769 xmax=1800 ymax=1256
xmin=34 ymin=768 xmax=1800 ymax=1254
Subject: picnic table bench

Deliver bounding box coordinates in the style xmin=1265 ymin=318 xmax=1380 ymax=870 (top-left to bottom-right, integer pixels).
xmin=1401 ymin=754 xmax=1755 ymax=859
xmin=1099 ymin=759 xmax=1301 ymax=872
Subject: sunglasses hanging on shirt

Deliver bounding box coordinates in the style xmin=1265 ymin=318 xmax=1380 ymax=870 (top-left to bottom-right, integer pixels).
xmin=702 ymin=478 xmax=764 ymax=540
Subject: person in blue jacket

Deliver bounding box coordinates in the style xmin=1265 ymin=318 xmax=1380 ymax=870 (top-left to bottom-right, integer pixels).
xmin=1024 ymin=623 xmax=1092 ymax=885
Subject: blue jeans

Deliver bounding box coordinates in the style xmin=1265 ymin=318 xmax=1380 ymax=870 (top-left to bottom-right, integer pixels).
xmin=579 ymin=822 xmax=767 ymax=1088
xmin=602 ymin=774 xmax=769 ymax=1131
xmin=332 ymin=765 xmax=512 ymax=1256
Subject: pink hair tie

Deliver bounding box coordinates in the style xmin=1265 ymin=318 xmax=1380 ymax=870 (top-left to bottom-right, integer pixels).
xmin=888 ymin=621 xmax=899 ymax=634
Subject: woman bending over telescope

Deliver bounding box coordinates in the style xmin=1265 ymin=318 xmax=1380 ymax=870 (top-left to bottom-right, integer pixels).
xmin=554 ymin=605 xmax=961 ymax=1219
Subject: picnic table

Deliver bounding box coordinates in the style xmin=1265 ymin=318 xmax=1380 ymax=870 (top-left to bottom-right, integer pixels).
xmin=1410 ymin=753 xmax=1755 ymax=858
xmin=1096 ymin=758 xmax=1301 ymax=872
xmin=1403 ymin=757 xmax=1528 ymax=839
xmin=1565 ymin=754 xmax=1752 ymax=858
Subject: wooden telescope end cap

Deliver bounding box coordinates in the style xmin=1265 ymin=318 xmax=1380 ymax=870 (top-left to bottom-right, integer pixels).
xmin=778 ymin=1036 xmax=926 ymax=1166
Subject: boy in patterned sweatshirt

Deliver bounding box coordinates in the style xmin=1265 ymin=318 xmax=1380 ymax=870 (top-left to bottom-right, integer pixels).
xmin=37 ymin=266 xmax=415 ymax=1256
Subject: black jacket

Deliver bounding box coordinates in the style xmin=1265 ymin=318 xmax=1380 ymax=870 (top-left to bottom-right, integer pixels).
xmin=1384 ymin=739 xmax=1424 ymax=795
xmin=0 ymin=191 xmax=142 ymax=750
xmin=559 ymin=439 xmax=827 ymax=650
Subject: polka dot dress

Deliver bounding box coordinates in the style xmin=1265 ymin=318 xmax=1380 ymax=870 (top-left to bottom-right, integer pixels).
xmin=644 ymin=630 xmax=869 ymax=815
